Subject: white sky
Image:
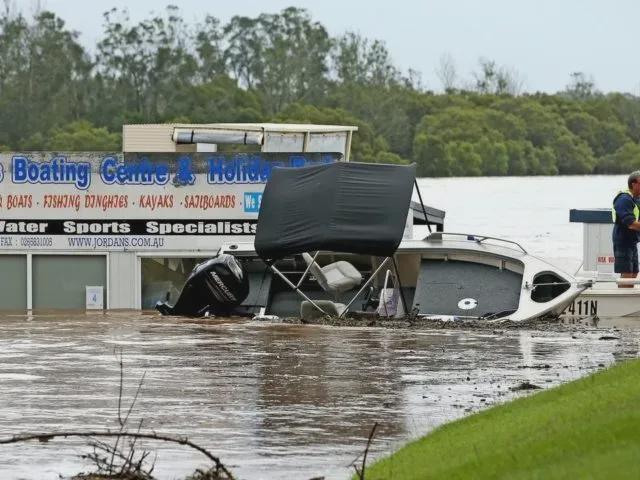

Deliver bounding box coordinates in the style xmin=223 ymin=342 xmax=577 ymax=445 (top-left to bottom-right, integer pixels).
xmin=21 ymin=0 xmax=640 ymax=94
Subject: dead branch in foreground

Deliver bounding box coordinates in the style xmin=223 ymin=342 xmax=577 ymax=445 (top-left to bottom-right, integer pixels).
xmin=0 ymin=431 xmax=234 ymax=480
xmin=351 ymin=422 xmax=379 ymax=480
xmin=83 ymin=433 xmax=155 ymax=480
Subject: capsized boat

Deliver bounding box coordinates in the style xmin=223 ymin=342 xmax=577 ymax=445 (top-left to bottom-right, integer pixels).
xmin=158 ymin=162 xmax=590 ymax=321
xmin=214 ymin=232 xmax=591 ymax=322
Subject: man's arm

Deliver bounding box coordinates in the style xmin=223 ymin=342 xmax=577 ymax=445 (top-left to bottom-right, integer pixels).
xmin=614 ymin=196 xmax=640 ymax=230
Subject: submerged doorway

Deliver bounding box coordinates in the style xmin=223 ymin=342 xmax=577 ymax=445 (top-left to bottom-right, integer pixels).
xmin=0 ymin=255 xmax=27 ymax=310
xmin=32 ymin=255 xmax=106 ymax=310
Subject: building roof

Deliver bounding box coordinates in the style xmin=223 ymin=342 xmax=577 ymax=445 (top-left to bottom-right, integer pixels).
xmin=126 ymin=123 xmax=358 ymax=133
xmin=122 ymin=123 xmax=358 ymax=153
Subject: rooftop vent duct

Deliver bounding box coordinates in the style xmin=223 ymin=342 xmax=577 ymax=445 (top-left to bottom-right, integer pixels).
xmin=172 ymin=129 xmax=264 ymax=146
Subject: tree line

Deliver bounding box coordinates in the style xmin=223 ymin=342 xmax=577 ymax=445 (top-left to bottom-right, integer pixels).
xmin=1 ymin=4 xmax=640 ymax=176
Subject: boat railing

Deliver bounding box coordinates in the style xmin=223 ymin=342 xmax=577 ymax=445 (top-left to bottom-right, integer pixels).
xmin=424 ymin=232 xmax=528 ymax=254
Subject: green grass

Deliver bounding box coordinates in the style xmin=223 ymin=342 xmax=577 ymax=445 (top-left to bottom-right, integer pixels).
xmin=363 ymin=359 xmax=640 ymax=480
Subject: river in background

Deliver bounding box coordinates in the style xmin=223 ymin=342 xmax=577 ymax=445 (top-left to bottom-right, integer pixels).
xmin=0 ymin=175 xmax=638 ymax=480
xmin=417 ymin=174 xmax=626 ymax=272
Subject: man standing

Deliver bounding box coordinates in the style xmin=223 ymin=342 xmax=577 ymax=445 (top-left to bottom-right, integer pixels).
xmin=612 ymin=171 xmax=640 ymax=288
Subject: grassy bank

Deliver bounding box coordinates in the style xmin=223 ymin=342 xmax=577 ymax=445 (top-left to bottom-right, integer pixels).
xmin=364 ymin=359 xmax=640 ymax=479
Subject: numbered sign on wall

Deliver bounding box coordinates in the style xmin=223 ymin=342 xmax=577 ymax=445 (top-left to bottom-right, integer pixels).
xmin=86 ymin=286 xmax=104 ymax=310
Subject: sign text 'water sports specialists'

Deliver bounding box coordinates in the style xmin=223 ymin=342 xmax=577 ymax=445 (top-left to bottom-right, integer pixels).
xmin=0 ymin=220 xmax=257 ymax=235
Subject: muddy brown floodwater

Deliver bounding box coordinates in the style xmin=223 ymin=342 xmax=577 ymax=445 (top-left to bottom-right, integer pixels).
xmin=0 ymin=312 xmax=638 ymax=480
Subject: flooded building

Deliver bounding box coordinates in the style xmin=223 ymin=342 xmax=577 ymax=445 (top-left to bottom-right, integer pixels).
xmin=0 ymin=123 xmax=359 ymax=310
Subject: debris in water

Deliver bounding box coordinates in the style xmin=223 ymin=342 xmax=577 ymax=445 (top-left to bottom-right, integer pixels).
xmin=518 ymin=364 xmax=551 ymax=369
xmin=510 ymin=381 xmax=542 ymax=391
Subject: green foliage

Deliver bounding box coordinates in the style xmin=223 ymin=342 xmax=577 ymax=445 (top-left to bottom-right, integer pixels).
xmin=96 ymin=6 xmax=199 ymax=122
xmin=0 ymin=9 xmax=92 ymax=147
xmin=446 ymin=141 xmax=483 ymax=176
xmin=411 ymin=94 xmax=623 ymax=175
xmin=327 ymin=84 xmax=427 ymax=158
xmin=48 ymin=121 xmax=121 ymax=151
xmin=476 ymin=137 xmax=509 ymax=175
xmin=19 ymin=121 xmax=121 ymax=151
xmin=413 ymin=134 xmax=449 ymax=176
xmin=224 ymin=7 xmax=331 ymax=114
xmin=472 ymin=58 xmax=523 ymax=95
xmin=553 ymin=134 xmax=596 ymax=174
xmin=0 ymin=5 xmax=639 ymax=176
xmin=331 ymin=32 xmax=400 ymax=87
xmin=364 ymin=359 xmax=640 ymax=480
xmin=171 ymin=76 xmax=264 ymax=123
xmin=597 ymin=142 xmax=640 ymax=173
xmin=565 ymin=71 xmax=597 ymax=100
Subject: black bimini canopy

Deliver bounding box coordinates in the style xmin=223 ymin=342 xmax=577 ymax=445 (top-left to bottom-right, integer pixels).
xmin=255 ymin=161 xmax=416 ymax=261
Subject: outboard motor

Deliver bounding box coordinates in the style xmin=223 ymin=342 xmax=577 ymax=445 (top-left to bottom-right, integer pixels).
xmin=156 ymin=254 xmax=249 ymax=317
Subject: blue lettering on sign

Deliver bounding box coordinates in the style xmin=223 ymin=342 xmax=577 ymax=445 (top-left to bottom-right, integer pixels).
xmin=12 ymin=155 xmax=90 ymax=190
xmin=100 ymin=156 xmax=169 ymax=185
xmin=290 ymin=154 xmax=330 ymax=168
xmin=208 ymin=155 xmax=276 ymax=184
xmin=243 ymin=192 xmax=263 ymax=213
xmin=207 ymin=154 xmax=336 ymax=184
xmin=0 ymin=162 xmax=4 ymax=183
xmin=173 ymin=156 xmax=196 ymax=186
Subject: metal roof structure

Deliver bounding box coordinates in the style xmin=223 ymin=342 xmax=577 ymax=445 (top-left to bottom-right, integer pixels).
xmin=123 ymin=123 xmax=358 ymax=159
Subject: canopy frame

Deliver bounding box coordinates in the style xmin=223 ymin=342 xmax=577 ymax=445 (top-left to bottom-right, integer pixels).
xmin=256 ymin=161 xmax=416 ymax=318
xmin=267 ymin=254 xmax=394 ymax=318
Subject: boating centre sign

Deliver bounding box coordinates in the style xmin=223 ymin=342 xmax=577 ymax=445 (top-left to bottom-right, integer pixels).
xmin=0 ymin=152 xmax=339 ymax=251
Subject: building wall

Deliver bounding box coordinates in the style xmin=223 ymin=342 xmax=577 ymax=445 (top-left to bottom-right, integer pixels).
xmin=123 ymin=124 xmax=198 ymax=152
xmin=109 ymin=252 xmax=139 ymax=309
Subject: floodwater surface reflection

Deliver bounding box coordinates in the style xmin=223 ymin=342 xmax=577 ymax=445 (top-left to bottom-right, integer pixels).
xmin=0 ymin=313 xmax=637 ymax=479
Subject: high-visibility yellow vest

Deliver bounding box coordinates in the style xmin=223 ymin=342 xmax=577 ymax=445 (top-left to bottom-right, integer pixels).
xmin=612 ymin=190 xmax=639 ymax=223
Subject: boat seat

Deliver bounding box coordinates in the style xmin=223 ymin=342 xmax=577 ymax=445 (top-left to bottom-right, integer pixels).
xmin=301 ymin=252 xmax=362 ymax=295
xmin=300 ymin=300 xmax=346 ymax=320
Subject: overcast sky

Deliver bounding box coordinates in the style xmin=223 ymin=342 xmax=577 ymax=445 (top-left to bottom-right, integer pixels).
xmin=25 ymin=0 xmax=640 ymax=94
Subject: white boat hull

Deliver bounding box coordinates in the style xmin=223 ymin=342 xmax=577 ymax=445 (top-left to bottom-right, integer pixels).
xmin=400 ymin=234 xmax=589 ymax=322
xmin=562 ymin=286 xmax=640 ymax=318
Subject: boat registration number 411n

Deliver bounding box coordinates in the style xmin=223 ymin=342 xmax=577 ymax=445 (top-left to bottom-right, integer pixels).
xmin=562 ymin=299 xmax=598 ymax=317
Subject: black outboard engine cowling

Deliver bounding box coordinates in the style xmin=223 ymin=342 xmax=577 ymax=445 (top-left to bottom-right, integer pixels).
xmin=156 ymin=254 xmax=249 ymax=317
